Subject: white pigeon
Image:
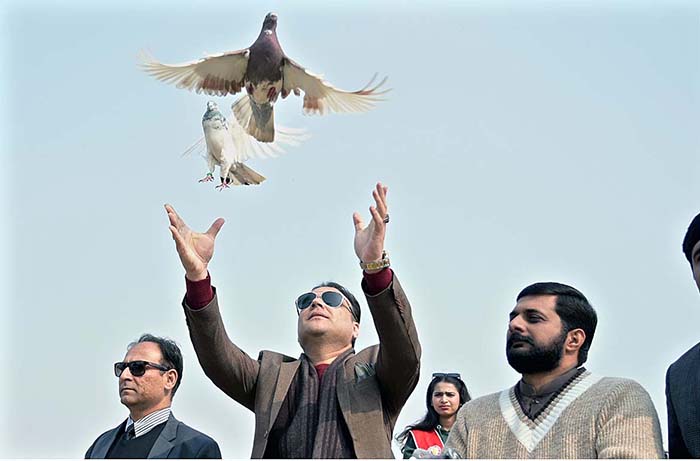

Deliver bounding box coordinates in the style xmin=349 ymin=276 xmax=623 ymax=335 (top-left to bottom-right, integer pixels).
xmin=183 ymin=98 xmax=308 ymax=189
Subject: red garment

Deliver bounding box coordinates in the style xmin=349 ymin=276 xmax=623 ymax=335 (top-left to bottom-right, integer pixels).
xmin=185 ymin=268 xmax=393 ymax=310
xmin=409 ymin=429 xmax=444 ymax=455
xmin=315 ymin=363 xmax=330 ymax=380
xmin=362 ymin=267 xmax=392 ymax=295
xmin=185 ymin=274 xmax=213 ymax=309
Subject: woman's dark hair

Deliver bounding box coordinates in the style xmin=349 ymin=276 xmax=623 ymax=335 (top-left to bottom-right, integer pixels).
xmin=395 ymin=374 xmax=470 ymax=444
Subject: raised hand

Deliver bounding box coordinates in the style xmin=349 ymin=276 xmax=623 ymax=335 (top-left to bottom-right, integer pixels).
xmin=165 ymin=204 xmax=224 ymax=281
xmin=353 ymin=183 xmax=389 ymax=271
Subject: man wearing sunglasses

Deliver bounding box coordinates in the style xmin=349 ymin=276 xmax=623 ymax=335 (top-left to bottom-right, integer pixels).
xmin=441 ymin=282 xmax=663 ymax=459
xmin=165 ymin=183 xmax=421 ymax=458
xmin=85 ymin=334 xmax=221 ymax=459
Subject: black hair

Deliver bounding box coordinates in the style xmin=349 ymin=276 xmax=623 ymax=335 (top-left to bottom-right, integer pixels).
xmin=313 ymin=281 xmax=361 ymax=323
xmin=128 ymin=334 xmax=183 ymax=397
xmin=396 ymin=374 xmax=470 ymax=444
xmin=517 ymin=282 xmax=597 ymax=366
xmin=683 ymin=212 xmax=700 ymax=264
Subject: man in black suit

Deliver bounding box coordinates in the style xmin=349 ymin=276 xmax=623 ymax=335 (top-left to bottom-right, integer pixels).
xmin=667 ymin=213 xmax=700 ymax=458
xmin=85 ymin=334 xmax=221 ymax=459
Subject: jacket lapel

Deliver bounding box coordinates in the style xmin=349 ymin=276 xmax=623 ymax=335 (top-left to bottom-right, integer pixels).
xmin=147 ymin=413 xmax=177 ymax=459
xmin=267 ymin=360 xmax=301 ymax=432
xmin=91 ymin=422 xmax=123 ymax=458
xmin=337 ymin=374 xmax=352 ymax=428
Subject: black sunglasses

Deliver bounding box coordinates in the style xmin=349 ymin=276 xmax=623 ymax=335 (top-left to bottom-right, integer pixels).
xmin=432 ymin=372 xmax=462 ymax=380
xmin=295 ymin=291 xmax=357 ymax=321
xmin=114 ymin=360 xmax=171 ymax=377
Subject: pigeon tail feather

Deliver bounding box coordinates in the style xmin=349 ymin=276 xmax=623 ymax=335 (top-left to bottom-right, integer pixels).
xmin=228 ymin=163 xmax=266 ymax=185
xmin=233 ymin=96 xmax=276 ymax=142
xmin=248 ymin=114 xmax=275 ymax=142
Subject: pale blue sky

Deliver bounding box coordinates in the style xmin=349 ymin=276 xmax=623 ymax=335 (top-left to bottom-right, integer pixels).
xmin=1 ymin=0 xmax=699 ymax=458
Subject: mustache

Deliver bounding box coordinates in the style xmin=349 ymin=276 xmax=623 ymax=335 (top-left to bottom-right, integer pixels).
xmin=507 ymin=333 xmax=535 ymax=348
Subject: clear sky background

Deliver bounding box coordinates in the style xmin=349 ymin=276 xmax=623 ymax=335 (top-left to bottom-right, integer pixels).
xmin=1 ymin=0 xmax=699 ymax=458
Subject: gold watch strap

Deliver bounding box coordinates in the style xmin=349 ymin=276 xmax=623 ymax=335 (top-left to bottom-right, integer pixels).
xmin=360 ymin=251 xmax=390 ymax=271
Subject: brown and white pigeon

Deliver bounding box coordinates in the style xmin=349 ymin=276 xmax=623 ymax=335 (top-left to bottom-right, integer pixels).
xmin=183 ymin=98 xmax=308 ymax=189
xmin=141 ymin=12 xmax=388 ymax=142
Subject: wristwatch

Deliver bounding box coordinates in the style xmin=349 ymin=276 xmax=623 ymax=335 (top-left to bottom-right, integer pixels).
xmin=360 ymin=250 xmax=390 ymax=271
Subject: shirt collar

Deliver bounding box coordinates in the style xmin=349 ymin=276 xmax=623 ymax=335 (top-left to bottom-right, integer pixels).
xmin=518 ymin=366 xmax=581 ymax=398
xmin=126 ymin=407 xmax=171 ymax=438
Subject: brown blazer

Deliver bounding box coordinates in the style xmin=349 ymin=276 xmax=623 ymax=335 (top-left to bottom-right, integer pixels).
xmin=183 ymin=273 xmax=421 ymax=458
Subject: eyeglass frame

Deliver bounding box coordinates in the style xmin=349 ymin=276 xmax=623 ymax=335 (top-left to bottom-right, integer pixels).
xmin=114 ymin=360 xmax=172 ymax=378
xmin=295 ymin=290 xmax=358 ymax=322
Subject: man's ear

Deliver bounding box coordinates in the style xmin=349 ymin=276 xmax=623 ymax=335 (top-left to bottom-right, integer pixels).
xmin=164 ymin=369 xmax=178 ymax=393
xmin=565 ymin=328 xmax=586 ymax=354
xmin=352 ymin=322 xmax=360 ymax=340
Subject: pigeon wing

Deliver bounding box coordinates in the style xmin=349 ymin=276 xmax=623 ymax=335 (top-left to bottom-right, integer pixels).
xmin=282 ymin=57 xmax=389 ymax=115
xmin=181 ymin=136 xmax=206 ymax=158
xmin=140 ymin=49 xmax=250 ymax=96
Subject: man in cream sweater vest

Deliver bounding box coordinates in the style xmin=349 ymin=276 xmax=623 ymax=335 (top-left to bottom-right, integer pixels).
xmin=444 ymin=282 xmax=664 ymax=459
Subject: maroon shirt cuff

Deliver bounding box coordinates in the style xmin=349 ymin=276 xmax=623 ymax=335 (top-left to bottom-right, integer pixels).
xmin=362 ymin=268 xmax=393 ymax=296
xmin=185 ymin=273 xmax=214 ymax=310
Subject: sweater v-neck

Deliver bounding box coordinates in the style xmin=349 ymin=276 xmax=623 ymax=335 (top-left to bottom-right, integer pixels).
xmin=499 ymin=370 xmax=602 ymax=452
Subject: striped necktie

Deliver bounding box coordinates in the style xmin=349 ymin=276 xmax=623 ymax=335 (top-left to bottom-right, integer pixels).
xmin=124 ymin=423 xmax=136 ymax=441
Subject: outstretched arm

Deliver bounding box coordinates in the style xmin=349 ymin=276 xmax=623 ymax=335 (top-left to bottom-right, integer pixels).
xmin=165 ymin=204 xmax=259 ymax=411
xmin=353 ymin=184 xmax=421 ymax=414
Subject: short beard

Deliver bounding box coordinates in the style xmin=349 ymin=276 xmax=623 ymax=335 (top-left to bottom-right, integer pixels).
xmin=506 ymin=330 xmax=567 ymax=374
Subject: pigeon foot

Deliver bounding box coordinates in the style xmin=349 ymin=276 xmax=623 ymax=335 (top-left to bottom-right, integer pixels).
xmin=198 ymin=173 xmax=214 ymax=182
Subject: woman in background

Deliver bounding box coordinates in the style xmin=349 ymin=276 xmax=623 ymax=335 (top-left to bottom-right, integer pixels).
xmin=397 ymin=373 xmax=471 ymax=458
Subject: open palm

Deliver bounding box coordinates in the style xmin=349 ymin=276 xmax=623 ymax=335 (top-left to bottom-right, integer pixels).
xmin=353 ymin=183 xmax=388 ymax=266
xmin=165 ymin=204 xmax=224 ymax=281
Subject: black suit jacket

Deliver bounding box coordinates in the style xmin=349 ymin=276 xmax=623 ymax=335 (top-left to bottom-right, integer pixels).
xmin=666 ymin=342 xmax=700 ymax=458
xmin=85 ymin=413 xmax=221 ymax=459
